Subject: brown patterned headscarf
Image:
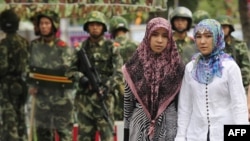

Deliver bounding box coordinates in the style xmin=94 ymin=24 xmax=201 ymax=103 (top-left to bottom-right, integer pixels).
xmin=122 ymin=17 xmax=184 ymax=135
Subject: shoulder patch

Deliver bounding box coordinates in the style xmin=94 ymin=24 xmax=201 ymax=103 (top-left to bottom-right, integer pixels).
xmin=73 ymin=41 xmax=80 ymax=48
xmin=56 ymin=40 xmax=67 ymax=47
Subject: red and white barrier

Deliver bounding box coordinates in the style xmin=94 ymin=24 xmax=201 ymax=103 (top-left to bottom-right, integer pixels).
xmin=95 ymin=121 xmax=124 ymax=141
xmin=55 ymin=121 xmax=124 ymax=141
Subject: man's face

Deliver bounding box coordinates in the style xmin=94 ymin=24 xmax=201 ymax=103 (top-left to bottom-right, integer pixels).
xmin=87 ymin=22 xmax=104 ymax=39
xmin=39 ymin=17 xmax=53 ymax=36
xmin=173 ymin=17 xmax=188 ymax=32
xmin=221 ymin=25 xmax=230 ymax=37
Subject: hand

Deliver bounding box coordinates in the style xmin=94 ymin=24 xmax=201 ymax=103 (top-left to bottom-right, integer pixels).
xmin=29 ymin=87 xmax=38 ymax=95
xmin=248 ymin=104 xmax=250 ymax=122
xmin=79 ymin=76 xmax=89 ymax=88
xmin=65 ymin=72 xmax=83 ymax=81
xmin=99 ymin=85 xmax=108 ymax=98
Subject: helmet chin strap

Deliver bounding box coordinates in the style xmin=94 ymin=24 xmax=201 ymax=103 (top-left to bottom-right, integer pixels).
xmin=90 ymin=34 xmax=103 ymax=42
xmin=89 ymin=31 xmax=105 ymax=41
xmin=175 ymin=29 xmax=187 ymax=34
xmin=41 ymin=31 xmax=55 ymax=38
xmin=224 ymin=34 xmax=230 ymax=41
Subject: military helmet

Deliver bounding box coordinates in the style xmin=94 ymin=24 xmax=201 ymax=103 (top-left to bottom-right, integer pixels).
xmin=216 ymin=15 xmax=235 ymax=32
xmin=29 ymin=12 xmax=41 ymax=36
xmin=29 ymin=11 xmax=40 ymax=22
xmin=193 ymin=10 xmax=211 ymax=26
xmin=83 ymin=11 xmax=107 ymax=32
xmin=37 ymin=10 xmax=60 ymax=33
xmin=0 ymin=9 xmax=20 ymax=33
xmin=109 ymin=16 xmax=129 ymax=36
xmin=170 ymin=6 xmax=193 ymax=31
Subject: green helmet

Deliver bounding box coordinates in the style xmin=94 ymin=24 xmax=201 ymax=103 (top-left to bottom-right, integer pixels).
xmin=193 ymin=10 xmax=211 ymax=25
xmin=29 ymin=11 xmax=40 ymax=22
xmin=170 ymin=6 xmax=193 ymax=31
xmin=29 ymin=12 xmax=41 ymax=36
xmin=83 ymin=11 xmax=107 ymax=32
xmin=109 ymin=16 xmax=129 ymax=37
xmin=216 ymin=15 xmax=235 ymax=32
xmin=37 ymin=10 xmax=59 ymax=33
xmin=0 ymin=9 xmax=20 ymax=33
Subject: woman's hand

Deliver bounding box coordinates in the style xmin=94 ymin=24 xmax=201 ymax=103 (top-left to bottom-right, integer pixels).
xmin=247 ymin=85 xmax=250 ymax=121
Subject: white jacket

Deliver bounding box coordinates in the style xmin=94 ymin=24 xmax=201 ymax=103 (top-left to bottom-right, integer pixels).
xmin=175 ymin=59 xmax=249 ymax=141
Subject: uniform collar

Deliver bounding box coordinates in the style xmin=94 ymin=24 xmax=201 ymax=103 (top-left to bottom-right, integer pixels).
xmin=173 ymin=32 xmax=192 ymax=42
xmin=225 ymin=35 xmax=234 ymax=45
xmin=89 ymin=36 xmax=105 ymax=46
xmin=115 ymin=35 xmax=128 ymax=44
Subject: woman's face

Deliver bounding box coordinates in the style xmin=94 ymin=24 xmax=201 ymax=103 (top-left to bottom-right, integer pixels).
xmin=150 ymin=27 xmax=168 ymax=53
xmin=195 ymin=30 xmax=214 ymax=56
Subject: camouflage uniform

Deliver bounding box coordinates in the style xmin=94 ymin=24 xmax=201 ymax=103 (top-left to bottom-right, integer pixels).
xmin=73 ymin=11 xmax=123 ymax=141
xmin=170 ymin=6 xmax=197 ymax=65
xmin=109 ymin=16 xmax=138 ymax=63
xmin=0 ymin=9 xmax=29 ymax=141
xmin=27 ymin=11 xmax=75 ymax=141
xmin=216 ymin=15 xmax=250 ymax=91
xmin=109 ymin=15 xmax=137 ymax=120
xmin=173 ymin=34 xmax=196 ymax=65
xmin=192 ymin=10 xmax=211 ymax=26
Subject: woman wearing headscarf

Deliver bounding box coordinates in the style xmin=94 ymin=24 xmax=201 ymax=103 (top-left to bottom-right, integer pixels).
xmin=175 ymin=19 xmax=249 ymax=141
xmin=122 ymin=17 xmax=185 ymax=141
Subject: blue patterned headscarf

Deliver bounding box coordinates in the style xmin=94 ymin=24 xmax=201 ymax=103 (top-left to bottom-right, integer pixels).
xmin=191 ymin=19 xmax=232 ymax=84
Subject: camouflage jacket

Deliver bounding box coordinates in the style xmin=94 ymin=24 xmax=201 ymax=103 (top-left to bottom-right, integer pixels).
xmin=73 ymin=37 xmax=123 ymax=93
xmin=0 ymin=33 xmax=29 ymax=78
xmin=28 ymin=37 xmax=75 ymax=88
xmin=113 ymin=35 xmax=137 ymax=63
xmin=173 ymin=32 xmax=198 ymax=65
xmin=224 ymin=35 xmax=250 ymax=88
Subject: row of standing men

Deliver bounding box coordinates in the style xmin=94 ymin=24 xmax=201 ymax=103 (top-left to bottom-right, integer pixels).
xmin=0 ymin=5 xmax=250 ymax=141
xmin=0 ymin=8 xmax=137 ymax=141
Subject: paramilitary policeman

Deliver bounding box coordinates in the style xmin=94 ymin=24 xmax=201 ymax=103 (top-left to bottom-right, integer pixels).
xmin=0 ymin=9 xmax=29 ymax=141
xmin=109 ymin=15 xmax=137 ymax=121
xmin=73 ymin=11 xmax=123 ymax=141
xmin=170 ymin=6 xmax=198 ymax=65
xmin=192 ymin=10 xmax=211 ymax=27
xmin=216 ymin=15 xmax=250 ymax=92
xmin=27 ymin=10 xmax=76 ymax=141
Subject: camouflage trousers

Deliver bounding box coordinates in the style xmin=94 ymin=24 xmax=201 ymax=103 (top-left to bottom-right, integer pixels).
xmin=112 ymin=79 xmax=125 ymax=121
xmin=30 ymin=87 xmax=74 ymax=141
xmin=0 ymin=79 xmax=27 ymax=141
xmin=74 ymin=92 xmax=115 ymax=141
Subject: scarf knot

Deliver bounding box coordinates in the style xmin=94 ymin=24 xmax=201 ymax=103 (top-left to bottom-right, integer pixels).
xmin=148 ymin=120 xmax=156 ymax=139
